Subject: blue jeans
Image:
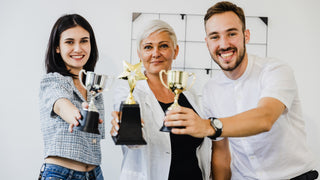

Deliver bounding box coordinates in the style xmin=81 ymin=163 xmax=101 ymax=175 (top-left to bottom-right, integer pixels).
xmin=39 ymin=163 xmax=104 ymax=180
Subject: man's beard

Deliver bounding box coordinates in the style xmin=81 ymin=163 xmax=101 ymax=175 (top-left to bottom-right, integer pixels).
xmin=212 ymin=43 xmax=246 ymax=71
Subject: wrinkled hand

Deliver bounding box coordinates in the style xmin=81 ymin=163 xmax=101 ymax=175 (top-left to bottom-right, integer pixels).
xmin=69 ymin=102 xmax=103 ymax=133
xmin=164 ymin=106 xmax=214 ymax=138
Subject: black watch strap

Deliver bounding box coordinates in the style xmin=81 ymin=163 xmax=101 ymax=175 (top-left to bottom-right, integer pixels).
xmin=208 ymin=117 xmax=223 ymax=140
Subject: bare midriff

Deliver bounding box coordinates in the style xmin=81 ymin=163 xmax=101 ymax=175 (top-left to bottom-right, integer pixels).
xmin=45 ymin=156 xmax=96 ymax=172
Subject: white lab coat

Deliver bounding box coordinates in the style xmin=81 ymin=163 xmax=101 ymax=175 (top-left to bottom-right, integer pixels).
xmin=113 ymin=80 xmax=211 ymax=180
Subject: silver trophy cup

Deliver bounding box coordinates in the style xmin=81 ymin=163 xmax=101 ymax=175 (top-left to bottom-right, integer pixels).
xmin=77 ymin=69 xmax=113 ymax=134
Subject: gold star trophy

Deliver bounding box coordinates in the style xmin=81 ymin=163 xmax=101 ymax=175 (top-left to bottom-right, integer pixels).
xmin=112 ymin=61 xmax=147 ymax=145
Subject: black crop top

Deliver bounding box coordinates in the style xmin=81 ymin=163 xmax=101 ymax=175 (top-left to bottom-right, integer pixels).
xmin=158 ymin=93 xmax=203 ymax=180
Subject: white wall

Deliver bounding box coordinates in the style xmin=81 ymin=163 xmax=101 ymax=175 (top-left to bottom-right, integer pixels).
xmin=0 ymin=0 xmax=319 ymax=179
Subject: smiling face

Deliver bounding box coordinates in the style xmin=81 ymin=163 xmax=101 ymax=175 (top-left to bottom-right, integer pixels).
xmin=205 ymin=11 xmax=250 ymax=77
xmin=138 ymin=31 xmax=179 ymax=77
xmin=56 ymin=25 xmax=91 ymax=75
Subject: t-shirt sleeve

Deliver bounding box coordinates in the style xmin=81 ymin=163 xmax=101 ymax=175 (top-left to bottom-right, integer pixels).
xmin=260 ymin=61 xmax=297 ymax=110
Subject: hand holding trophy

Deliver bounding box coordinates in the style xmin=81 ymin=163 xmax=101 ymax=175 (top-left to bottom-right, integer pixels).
xmin=159 ymin=70 xmax=196 ymax=132
xmin=76 ymin=70 xmax=113 ymax=134
xmin=112 ymin=61 xmax=147 ymax=145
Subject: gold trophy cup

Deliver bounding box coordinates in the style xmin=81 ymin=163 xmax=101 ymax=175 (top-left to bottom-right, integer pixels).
xmin=112 ymin=61 xmax=147 ymax=145
xmin=159 ymin=70 xmax=196 ymax=132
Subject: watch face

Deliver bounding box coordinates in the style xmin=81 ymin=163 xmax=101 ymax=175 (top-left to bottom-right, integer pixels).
xmin=214 ymin=119 xmax=223 ymax=129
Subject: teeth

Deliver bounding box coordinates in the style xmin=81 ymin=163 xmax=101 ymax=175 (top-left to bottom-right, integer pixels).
xmin=72 ymin=55 xmax=83 ymax=58
xmin=221 ymin=52 xmax=233 ymax=58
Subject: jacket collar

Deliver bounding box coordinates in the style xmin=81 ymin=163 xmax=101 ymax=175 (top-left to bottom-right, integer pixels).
xmin=134 ymin=80 xmax=166 ymax=128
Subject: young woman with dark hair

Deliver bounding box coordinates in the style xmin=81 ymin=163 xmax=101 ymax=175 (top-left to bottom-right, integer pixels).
xmin=39 ymin=14 xmax=104 ymax=180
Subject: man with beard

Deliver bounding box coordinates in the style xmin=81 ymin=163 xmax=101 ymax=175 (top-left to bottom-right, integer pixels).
xmin=163 ymin=1 xmax=318 ymax=180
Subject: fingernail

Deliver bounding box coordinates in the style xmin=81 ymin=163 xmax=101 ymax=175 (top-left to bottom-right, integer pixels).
xmin=115 ymin=118 xmax=119 ymax=123
xmin=141 ymin=123 xmax=144 ymax=127
xmin=115 ymin=125 xmax=119 ymax=131
xmin=112 ymin=131 xmax=118 ymax=136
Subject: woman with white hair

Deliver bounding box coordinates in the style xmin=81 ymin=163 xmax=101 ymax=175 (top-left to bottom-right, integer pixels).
xmin=110 ymin=20 xmax=211 ymax=180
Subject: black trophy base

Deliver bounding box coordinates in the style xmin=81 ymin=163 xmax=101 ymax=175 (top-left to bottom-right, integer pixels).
xmin=160 ymin=125 xmax=172 ymax=132
xmin=160 ymin=124 xmax=184 ymax=133
xmin=83 ymin=110 xmax=100 ymax=134
xmin=112 ymin=102 xmax=147 ymax=145
xmin=112 ymin=135 xmax=146 ymax=145
xmin=75 ymin=109 xmax=100 ymax=134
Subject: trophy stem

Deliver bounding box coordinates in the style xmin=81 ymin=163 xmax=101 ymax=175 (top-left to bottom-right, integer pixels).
xmin=88 ymin=95 xmax=98 ymax=112
xmin=125 ymin=92 xmax=136 ymax=104
xmin=168 ymin=92 xmax=180 ymax=111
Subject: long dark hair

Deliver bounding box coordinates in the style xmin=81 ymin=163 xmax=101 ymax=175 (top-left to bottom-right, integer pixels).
xmin=45 ymin=14 xmax=99 ymax=77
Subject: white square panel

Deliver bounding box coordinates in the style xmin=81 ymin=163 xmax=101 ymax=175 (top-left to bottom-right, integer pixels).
xmin=132 ymin=13 xmax=159 ymax=40
xmin=185 ymin=42 xmax=211 ymax=69
xmin=130 ymin=40 xmax=139 ymax=63
xmin=246 ymin=17 xmax=267 ymax=44
xmin=173 ymin=41 xmax=185 ymax=69
xmin=160 ymin=14 xmax=186 ymax=41
xmin=186 ymin=15 xmax=206 ymax=42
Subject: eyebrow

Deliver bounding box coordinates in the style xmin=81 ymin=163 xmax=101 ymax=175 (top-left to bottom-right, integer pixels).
xmin=63 ymin=37 xmax=89 ymax=41
xmin=142 ymin=41 xmax=169 ymax=45
xmin=207 ymin=28 xmax=239 ymax=36
xmin=159 ymin=41 xmax=169 ymax=43
xmin=63 ymin=38 xmax=74 ymax=41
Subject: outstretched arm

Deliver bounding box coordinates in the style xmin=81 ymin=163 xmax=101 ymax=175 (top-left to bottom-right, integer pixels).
xmin=164 ymin=97 xmax=285 ymax=138
xmin=53 ymin=98 xmax=81 ymax=132
xmin=219 ymin=97 xmax=285 ymax=137
xmin=53 ymin=99 xmax=103 ymax=132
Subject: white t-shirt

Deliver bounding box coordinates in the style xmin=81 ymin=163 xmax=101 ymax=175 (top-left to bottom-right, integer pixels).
xmin=202 ymin=54 xmax=316 ymax=180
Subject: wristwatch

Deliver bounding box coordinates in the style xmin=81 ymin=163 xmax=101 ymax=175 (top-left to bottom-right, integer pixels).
xmin=208 ymin=117 xmax=223 ymax=140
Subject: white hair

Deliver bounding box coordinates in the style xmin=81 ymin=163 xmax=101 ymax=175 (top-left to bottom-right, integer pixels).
xmin=136 ymin=19 xmax=178 ymax=52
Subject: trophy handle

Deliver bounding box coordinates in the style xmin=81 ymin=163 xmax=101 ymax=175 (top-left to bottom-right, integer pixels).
xmin=79 ymin=69 xmax=87 ymax=89
xmin=185 ymin=73 xmax=196 ymax=91
xmin=159 ymin=70 xmax=169 ymax=89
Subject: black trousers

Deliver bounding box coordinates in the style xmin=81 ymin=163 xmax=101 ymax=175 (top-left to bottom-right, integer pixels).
xmin=291 ymin=170 xmax=319 ymax=180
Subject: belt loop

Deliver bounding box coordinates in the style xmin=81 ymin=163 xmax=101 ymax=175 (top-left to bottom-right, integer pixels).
xmin=93 ymin=167 xmax=97 ymax=179
xmin=40 ymin=163 xmax=46 ymax=173
xmin=85 ymin=171 xmax=89 ymax=180
xmin=67 ymin=169 xmax=74 ymax=180
xmin=38 ymin=164 xmax=46 ymax=180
